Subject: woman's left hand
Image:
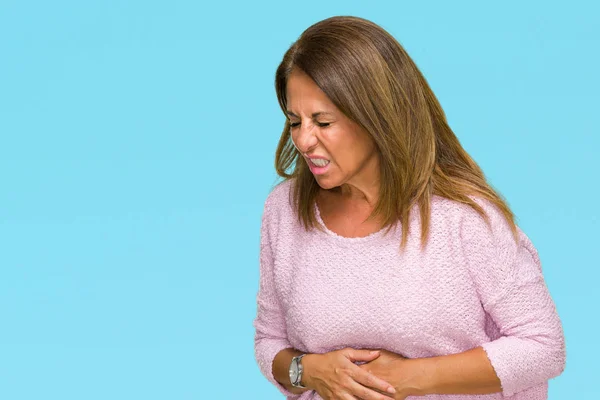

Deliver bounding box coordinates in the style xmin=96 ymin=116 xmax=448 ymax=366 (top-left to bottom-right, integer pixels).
xmin=357 ymin=349 xmax=422 ymax=399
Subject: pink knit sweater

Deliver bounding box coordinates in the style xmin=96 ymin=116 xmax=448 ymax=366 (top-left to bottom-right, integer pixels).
xmin=253 ymin=179 xmax=566 ymax=399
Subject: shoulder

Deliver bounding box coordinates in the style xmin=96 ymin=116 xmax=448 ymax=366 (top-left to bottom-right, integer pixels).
xmin=430 ymin=194 xmax=534 ymax=261
xmin=430 ymin=194 xmax=517 ymax=240
xmin=263 ymin=178 xmax=294 ymax=214
xmin=260 ymin=179 xmax=301 ymax=253
xmin=435 ymin=195 xmax=542 ymax=275
xmin=261 ymin=178 xmax=297 ymax=232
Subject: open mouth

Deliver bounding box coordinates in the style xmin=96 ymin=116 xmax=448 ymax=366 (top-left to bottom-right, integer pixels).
xmin=308 ymin=158 xmax=330 ymax=167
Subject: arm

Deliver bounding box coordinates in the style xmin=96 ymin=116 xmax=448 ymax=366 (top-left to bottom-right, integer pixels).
xmin=403 ymin=347 xmax=502 ymax=396
xmin=358 ymin=347 xmax=501 ymax=397
xmin=273 ymin=348 xmax=314 ymax=395
xmin=361 ymin=202 xmax=565 ymax=397
xmin=403 ymin=261 xmax=566 ymax=397
xmin=253 ymin=195 xmax=309 ymax=397
xmin=445 ymin=200 xmax=566 ymax=396
xmin=385 ymin=221 xmax=565 ymax=397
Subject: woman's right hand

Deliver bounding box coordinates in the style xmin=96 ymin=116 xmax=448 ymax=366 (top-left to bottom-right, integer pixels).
xmin=302 ymin=348 xmax=397 ymax=400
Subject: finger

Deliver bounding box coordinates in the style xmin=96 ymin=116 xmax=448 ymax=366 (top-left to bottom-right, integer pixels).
xmin=351 ymin=367 xmax=396 ymax=396
xmin=347 ymin=378 xmax=394 ymax=400
xmin=346 ymin=348 xmax=381 ymax=363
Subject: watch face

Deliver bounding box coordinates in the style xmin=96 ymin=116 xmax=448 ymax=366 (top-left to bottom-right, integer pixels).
xmin=289 ymin=358 xmax=299 ymax=383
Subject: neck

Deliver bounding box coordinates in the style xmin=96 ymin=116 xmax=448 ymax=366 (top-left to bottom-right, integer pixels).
xmin=337 ymin=179 xmax=380 ymax=207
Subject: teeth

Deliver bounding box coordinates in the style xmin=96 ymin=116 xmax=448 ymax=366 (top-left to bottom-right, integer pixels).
xmin=311 ymin=159 xmax=330 ymax=167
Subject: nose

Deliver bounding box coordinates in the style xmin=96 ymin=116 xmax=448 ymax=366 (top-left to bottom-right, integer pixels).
xmin=290 ymin=121 xmax=318 ymax=153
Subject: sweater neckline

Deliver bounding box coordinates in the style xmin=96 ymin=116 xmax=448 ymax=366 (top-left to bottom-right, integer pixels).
xmin=313 ymin=200 xmax=395 ymax=244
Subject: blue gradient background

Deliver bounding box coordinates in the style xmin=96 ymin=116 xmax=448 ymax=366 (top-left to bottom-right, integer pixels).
xmin=0 ymin=1 xmax=596 ymax=399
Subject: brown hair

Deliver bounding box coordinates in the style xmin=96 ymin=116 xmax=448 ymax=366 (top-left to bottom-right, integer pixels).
xmin=273 ymin=15 xmax=518 ymax=251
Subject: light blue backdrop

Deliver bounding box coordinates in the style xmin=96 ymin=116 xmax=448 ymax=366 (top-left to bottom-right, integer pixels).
xmin=0 ymin=0 xmax=597 ymax=399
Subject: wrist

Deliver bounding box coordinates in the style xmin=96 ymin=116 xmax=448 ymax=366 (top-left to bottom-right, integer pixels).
xmin=405 ymin=357 xmax=435 ymax=396
xmin=299 ymin=353 xmax=319 ymax=390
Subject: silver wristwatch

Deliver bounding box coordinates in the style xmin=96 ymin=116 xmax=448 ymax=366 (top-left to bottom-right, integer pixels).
xmin=289 ymin=354 xmax=307 ymax=388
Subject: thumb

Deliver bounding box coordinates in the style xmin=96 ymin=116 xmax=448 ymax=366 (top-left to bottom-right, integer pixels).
xmin=345 ymin=348 xmax=381 ymax=363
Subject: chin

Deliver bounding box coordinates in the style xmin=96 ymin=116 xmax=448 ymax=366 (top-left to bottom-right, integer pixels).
xmin=314 ymin=177 xmax=339 ymax=191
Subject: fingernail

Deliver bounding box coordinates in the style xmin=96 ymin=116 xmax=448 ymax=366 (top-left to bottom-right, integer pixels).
xmin=387 ymin=387 xmax=396 ymax=394
xmin=370 ymin=350 xmax=379 ymax=354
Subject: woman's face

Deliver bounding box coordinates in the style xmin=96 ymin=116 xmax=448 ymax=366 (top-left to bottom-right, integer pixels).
xmin=286 ymin=67 xmax=380 ymax=192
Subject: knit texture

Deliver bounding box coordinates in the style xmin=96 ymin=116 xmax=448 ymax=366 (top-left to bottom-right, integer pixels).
xmin=253 ymin=179 xmax=565 ymax=399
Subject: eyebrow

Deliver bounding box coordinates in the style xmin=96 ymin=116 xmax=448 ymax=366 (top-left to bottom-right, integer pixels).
xmin=286 ymin=110 xmax=335 ymax=118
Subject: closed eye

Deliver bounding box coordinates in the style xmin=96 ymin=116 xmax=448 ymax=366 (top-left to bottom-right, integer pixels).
xmin=289 ymin=122 xmax=331 ymax=128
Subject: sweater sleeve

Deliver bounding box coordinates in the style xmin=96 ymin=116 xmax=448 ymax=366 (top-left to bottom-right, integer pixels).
xmin=459 ymin=199 xmax=566 ymax=397
xmin=253 ymin=193 xmax=299 ymax=398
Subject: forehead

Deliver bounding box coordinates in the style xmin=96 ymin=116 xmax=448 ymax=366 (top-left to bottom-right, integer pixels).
xmin=286 ymin=68 xmax=336 ymax=115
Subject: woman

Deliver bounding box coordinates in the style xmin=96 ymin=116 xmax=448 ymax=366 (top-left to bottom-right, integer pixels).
xmin=253 ymin=15 xmax=566 ymax=400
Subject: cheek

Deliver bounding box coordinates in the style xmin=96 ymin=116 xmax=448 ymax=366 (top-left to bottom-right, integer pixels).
xmin=320 ymin=129 xmax=365 ymax=170
xmin=321 ymin=131 xmax=351 ymax=160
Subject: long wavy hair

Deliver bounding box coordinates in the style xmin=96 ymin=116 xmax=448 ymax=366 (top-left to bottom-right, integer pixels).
xmin=273 ymin=15 xmax=518 ymax=251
